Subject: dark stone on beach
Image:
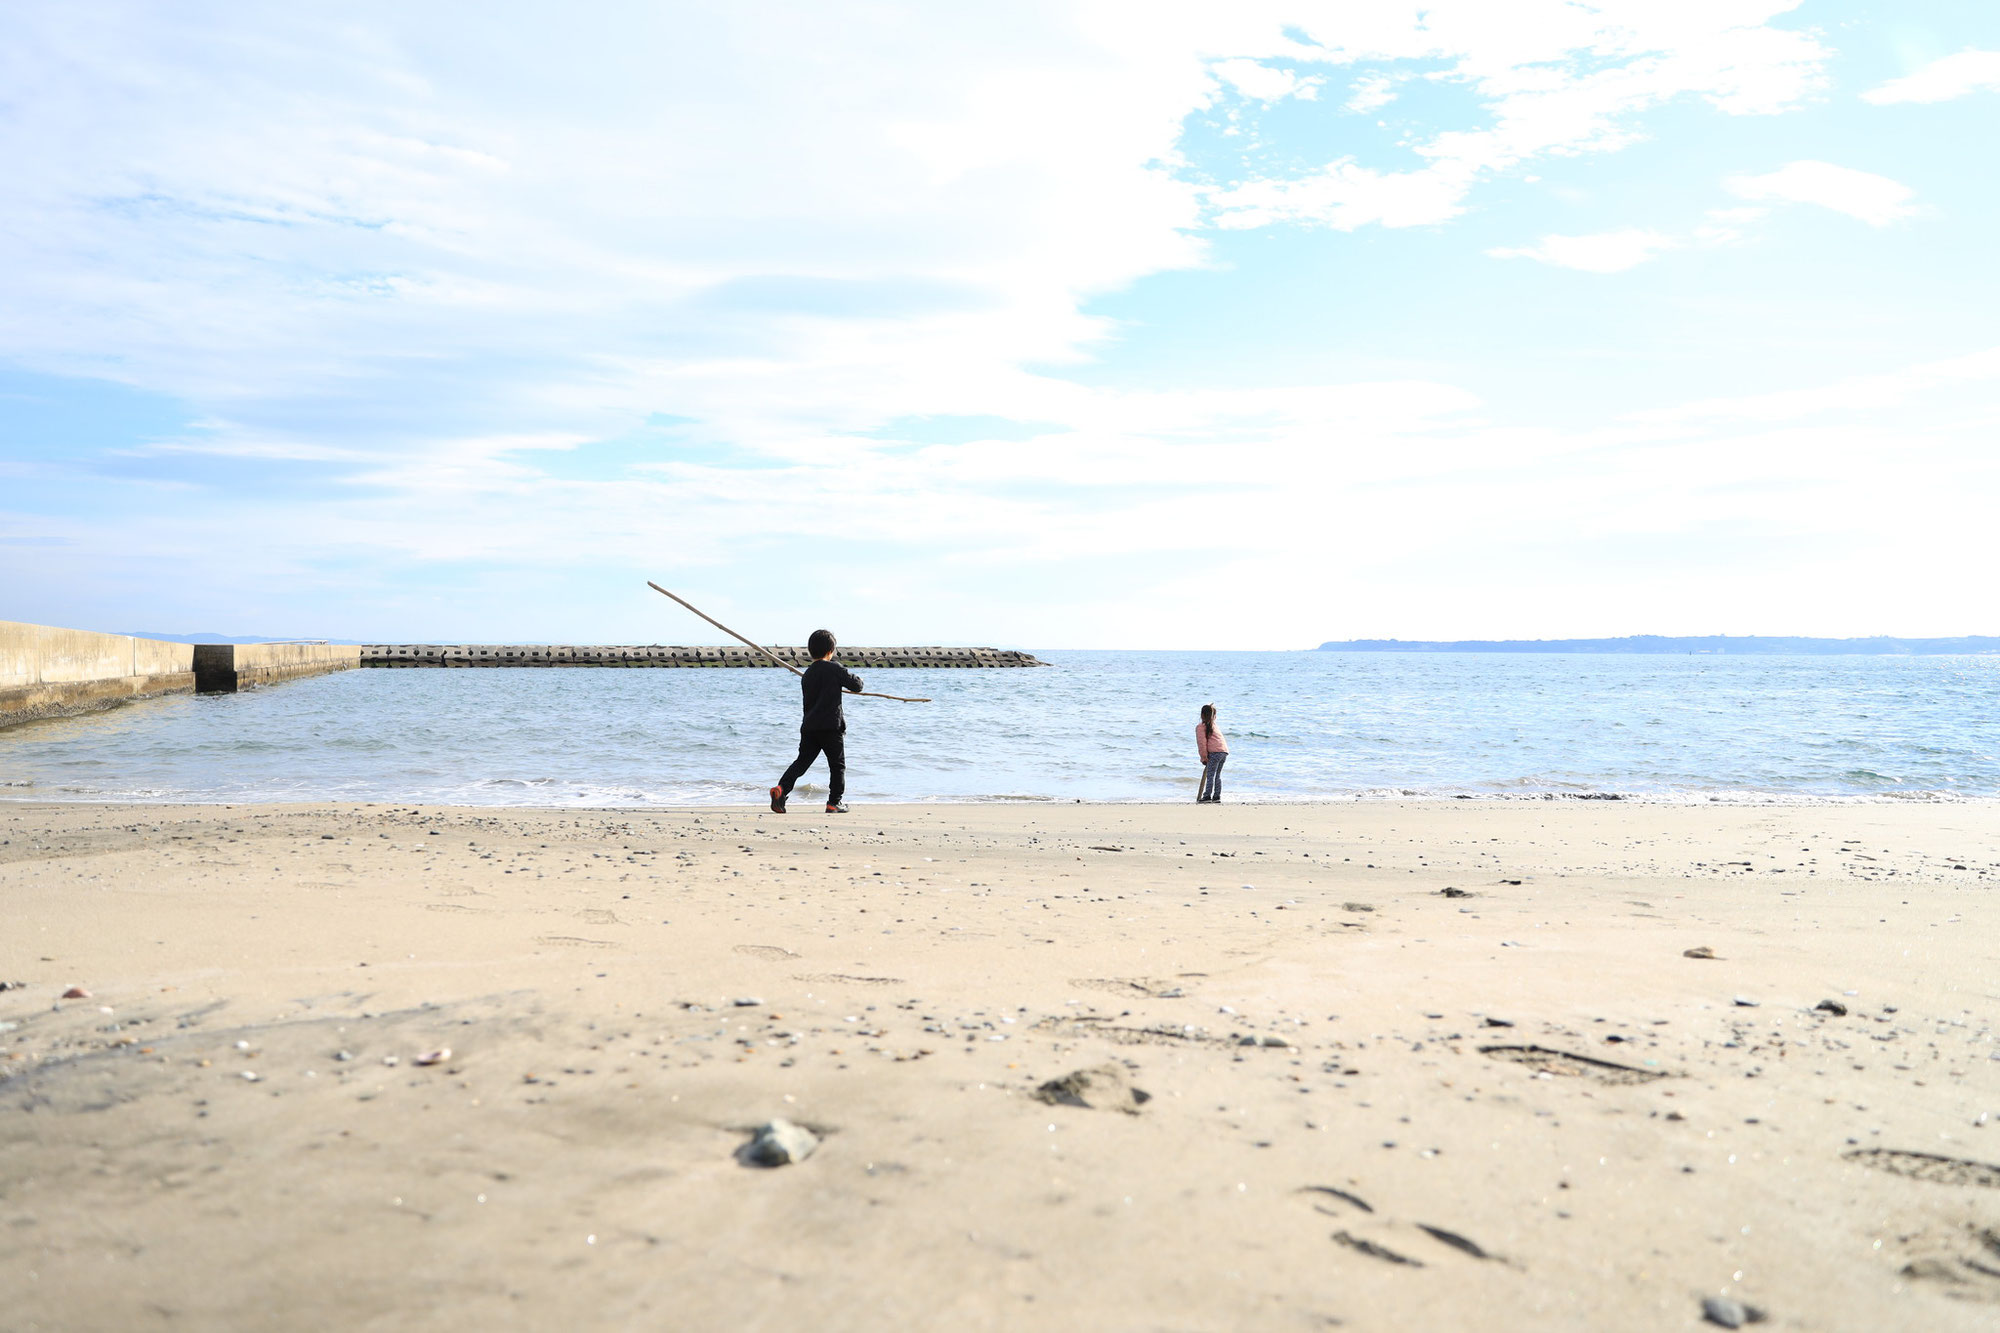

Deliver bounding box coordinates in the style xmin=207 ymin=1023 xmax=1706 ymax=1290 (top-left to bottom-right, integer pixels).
xmin=739 ymin=1118 xmax=818 ymax=1166
xmin=1034 ymin=1064 xmax=1150 ymax=1113
xmin=1700 ymin=1295 xmax=1766 ymax=1327
xmin=1815 ymin=999 xmax=1848 ymax=1016
xmin=1683 ymin=946 xmax=1716 ymax=959
xmin=1441 ymin=887 xmax=1471 ymax=898
xmin=1331 ymin=1230 xmax=1422 ymax=1266
xmin=1482 ymin=1017 xmax=1514 ymax=1028
xmin=1417 ymin=1224 xmax=1492 ymax=1259
xmin=0 ymin=981 xmax=26 ymax=992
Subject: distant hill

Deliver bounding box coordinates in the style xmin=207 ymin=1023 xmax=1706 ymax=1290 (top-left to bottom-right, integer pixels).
xmin=1316 ymin=635 xmax=2000 ymax=655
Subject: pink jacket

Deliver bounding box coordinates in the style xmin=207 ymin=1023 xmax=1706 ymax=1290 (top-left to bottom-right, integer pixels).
xmin=1196 ymin=723 xmax=1228 ymax=761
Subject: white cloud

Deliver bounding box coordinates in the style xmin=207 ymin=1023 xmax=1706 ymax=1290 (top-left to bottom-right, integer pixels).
xmin=1212 ymin=58 xmax=1320 ymax=102
xmin=1208 ymin=159 xmax=1475 ymax=231
xmin=1488 ymin=227 xmax=1679 ymax=273
xmin=3 ymin=2 xmax=1991 ymax=647
xmin=1201 ymin=2 xmax=1830 ymax=232
xmin=1633 ymin=347 xmax=2000 ymax=424
xmin=1344 ymin=73 xmax=1397 ymax=113
xmin=1690 ymin=204 xmax=1767 ymax=245
xmin=1862 ymin=49 xmax=2000 ymax=105
xmin=1725 ymin=160 xmax=1917 ymax=226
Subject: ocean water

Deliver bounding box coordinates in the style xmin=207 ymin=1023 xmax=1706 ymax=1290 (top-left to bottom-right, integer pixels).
xmin=2 ymin=651 xmax=1996 ymax=806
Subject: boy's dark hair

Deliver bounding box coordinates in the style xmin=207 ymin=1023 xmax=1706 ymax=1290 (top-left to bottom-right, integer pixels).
xmin=807 ymin=628 xmax=837 ymax=658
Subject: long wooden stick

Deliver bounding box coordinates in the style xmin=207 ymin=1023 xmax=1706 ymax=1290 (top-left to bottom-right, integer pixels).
xmin=645 ymin=581 xmax=931 ymax=703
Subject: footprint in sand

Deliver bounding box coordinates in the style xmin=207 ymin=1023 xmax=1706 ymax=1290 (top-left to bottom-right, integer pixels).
xmin=1029 ymin=1015 xmax=1228 ymax=1048
xmin=426 ymin=903 xmax=496 ymax=916
xmin=534 ymin=935 xmax=615 ymax=949
xmin=1069 ymin=977 xmax=1187 ymax=999
xmin=1886 ymin=1224 xmax=2000 ymax=1297
xmin=1845 ymin=1148 xmax=2000 ymax=1189
xmin=1479 ymin=1044 xmax=1666 ymax=1085
xmin=575 ymin=909 xmax=622 ymax=926
xmin=734 ymin=944 xmax=799 ymax=961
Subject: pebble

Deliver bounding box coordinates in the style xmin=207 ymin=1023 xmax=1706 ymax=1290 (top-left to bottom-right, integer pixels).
xmin=239 ymin=1070 xmax=260 ymax=1082
xmin=413 ymin=1048 xmax=451 ymax=1066
xmin=1683 ymin=947 xmax=1716 ymax=960
xmin=732 ymin=997 xmax=764 ymax=1007
xmin=334 ymin=1050 xmax=354 ymax=1061
xmin=1700 ymin=1295 xmax=1765 ymax=1328
xmin=381 ymin=1055 xmax=400 ymax=1067
xmin=1260 ymin=1035 xmax=1293 ymax=1048
xmin=742 ymin=1118 xmax=819 ymax=1166
xmin=60 ymin=986 xmax=91 ymax=1000
xmin=1732 ymin=996 xmax=1759 ymax=1008
xmin=1814 ymin=1000 xmax=1848 ymax=1016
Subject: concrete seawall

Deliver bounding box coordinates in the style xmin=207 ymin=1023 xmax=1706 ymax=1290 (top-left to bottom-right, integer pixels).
xmin=193 ymin=643 xmax=363 ymax=693
xmin=0 ymin=620 xmax=196 ymax=725
xmin=363 ymin=645 xmax=1045 ymax=668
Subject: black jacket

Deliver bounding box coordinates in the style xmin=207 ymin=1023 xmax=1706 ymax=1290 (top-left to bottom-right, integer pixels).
xmin=799 ymin=658 xmax=864 ymax=731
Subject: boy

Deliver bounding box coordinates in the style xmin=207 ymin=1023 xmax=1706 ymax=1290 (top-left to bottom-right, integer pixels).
xmin=770 ymin=628 xmax=864 ymax=814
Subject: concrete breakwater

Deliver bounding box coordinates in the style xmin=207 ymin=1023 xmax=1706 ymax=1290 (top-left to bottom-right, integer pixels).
xmin=363 ymin=644 xmax=1045 ymax=668
xmin=1 ymin=620 xmax=195 ymax=725
xmin=1 ymin=620 xmax=360 ymax=726
xmin=193 ymin=642 xmax=362 ymax=693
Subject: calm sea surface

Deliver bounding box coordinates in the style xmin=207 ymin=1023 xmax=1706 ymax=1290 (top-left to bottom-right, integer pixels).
xmin=2 ymin=652 xmax=1996 ymax=806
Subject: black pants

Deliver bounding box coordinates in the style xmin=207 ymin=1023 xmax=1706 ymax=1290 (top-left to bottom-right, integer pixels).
xmin=779 ymin=727 xmax=845 ymax=803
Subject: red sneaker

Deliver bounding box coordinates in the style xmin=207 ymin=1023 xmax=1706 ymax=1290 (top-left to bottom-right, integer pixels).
xmin=825 ymin=802 xmax=849 ymax=813
xmin=769 ymin=786 xmax=787 ymax=814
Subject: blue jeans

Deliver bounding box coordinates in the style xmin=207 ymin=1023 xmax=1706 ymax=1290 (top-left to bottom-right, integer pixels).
xmin=1198 ymin=751 xmax=1227 ymax=801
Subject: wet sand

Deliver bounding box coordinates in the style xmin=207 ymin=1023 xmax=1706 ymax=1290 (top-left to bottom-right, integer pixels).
xmin=3 ymin=798 xmax=1998 ymax=1330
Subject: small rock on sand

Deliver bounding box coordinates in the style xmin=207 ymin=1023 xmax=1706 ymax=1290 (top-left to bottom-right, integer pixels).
xmin=732 ymin=997 xmax=764 ymax=1007
xmin=741 ymin=1118 xmax=819 ymax=1166
xmin=1034 ymin=1064 xmax=1151 ymax=1114
xmin=60 ymin=986 xmax=91 ymax=999
xmin=1683 ymin=947 xmax=1716 ymax=960
xmin=1815 ymin=1000 xmax=1847 ymax=1016
xmin=1700 ymin=1295 xmax=1766 ymax=1328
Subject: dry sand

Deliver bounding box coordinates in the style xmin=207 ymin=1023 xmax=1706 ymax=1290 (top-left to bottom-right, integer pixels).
xmin=3 ymin=798 xmax=1998 ymax=1331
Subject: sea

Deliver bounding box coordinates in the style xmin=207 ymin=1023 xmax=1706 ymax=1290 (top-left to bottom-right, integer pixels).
xmin=2 ymin=652 xmax=1996 ymax=807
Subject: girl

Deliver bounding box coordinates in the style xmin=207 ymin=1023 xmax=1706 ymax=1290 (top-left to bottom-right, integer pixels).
xmin=1196 ymin=703 xmax=1229 ymax=803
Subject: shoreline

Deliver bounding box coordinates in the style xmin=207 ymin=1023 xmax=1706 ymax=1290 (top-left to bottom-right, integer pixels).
xmin=5 ymin=798 xmax=1998 ymax=1329
xmin=8 ymin=789 xmax=2000 ymax=809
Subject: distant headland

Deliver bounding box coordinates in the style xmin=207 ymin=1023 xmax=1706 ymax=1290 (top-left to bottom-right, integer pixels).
xmin=1316 ymin=635 xmax=2000 ymax=655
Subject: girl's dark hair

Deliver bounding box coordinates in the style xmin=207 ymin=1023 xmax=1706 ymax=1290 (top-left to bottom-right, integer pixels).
xmin=808 ymin=628 xmax=837 ymax=657
xmin=1200 ymin=702 xmax=1216 ymax=740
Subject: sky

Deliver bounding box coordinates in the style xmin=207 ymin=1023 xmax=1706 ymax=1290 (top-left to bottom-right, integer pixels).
xmin=2 ymin=1 xmax=1997 ymax=649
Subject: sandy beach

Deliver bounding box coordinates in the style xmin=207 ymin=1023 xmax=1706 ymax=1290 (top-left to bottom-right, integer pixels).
xmin=3 ymin=797 xmax=1997 ymax=1330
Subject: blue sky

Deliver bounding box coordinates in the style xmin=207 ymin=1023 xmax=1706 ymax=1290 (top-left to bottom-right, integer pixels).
xmin=2 ymin=1 xmax=1997 ymax=648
